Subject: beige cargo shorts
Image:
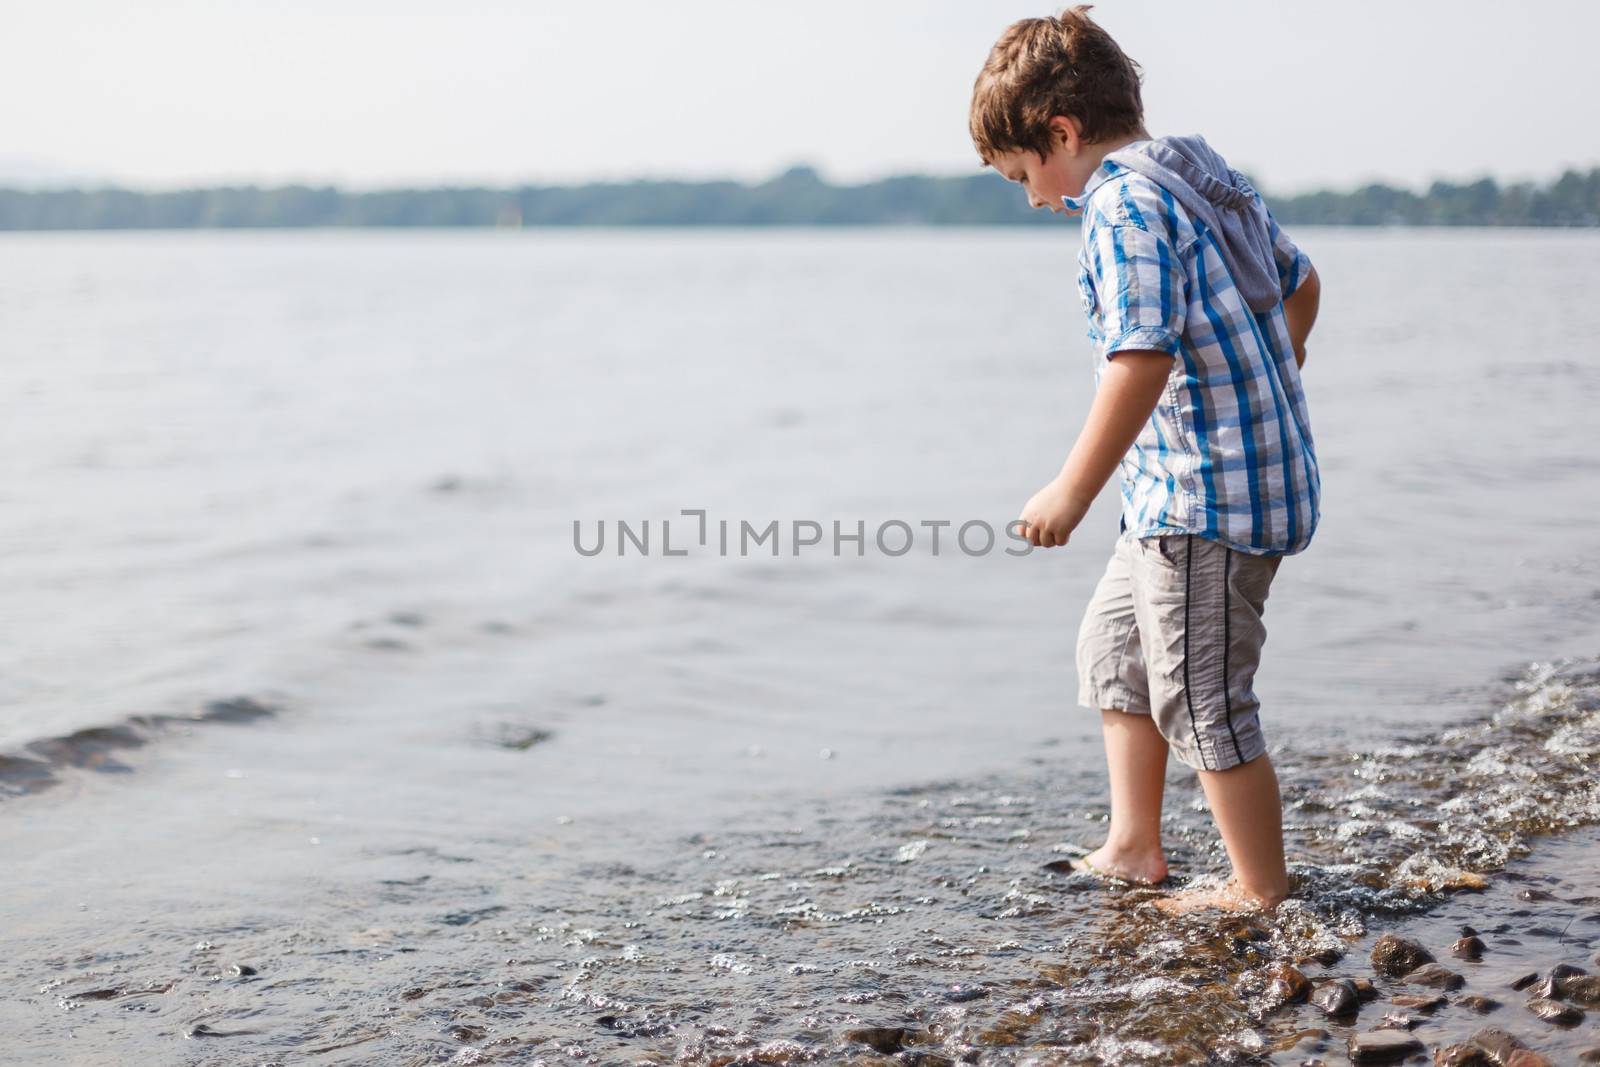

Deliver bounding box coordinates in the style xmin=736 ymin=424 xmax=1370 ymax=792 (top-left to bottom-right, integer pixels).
xmin=1075 ymin=533 xmax=1282 ymax=771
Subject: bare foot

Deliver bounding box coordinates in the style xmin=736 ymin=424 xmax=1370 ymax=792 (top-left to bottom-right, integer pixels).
xmin=1082 ymin=843 xmax=1169 ymax=886
xmin=1153 ymin=878 xmax=1286 ymax=916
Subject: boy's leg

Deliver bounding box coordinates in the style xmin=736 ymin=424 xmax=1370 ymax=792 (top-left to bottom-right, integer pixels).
xmin=1195 ymin=752 xmax=1289 ymax=906
xmin=1125 ymin=535 xmax=1287 ymax=910
xmin=1075 ymin=538 xmax=1169 ymax=882
xmin=1086 ymin=708 xmax=1170 ymax=883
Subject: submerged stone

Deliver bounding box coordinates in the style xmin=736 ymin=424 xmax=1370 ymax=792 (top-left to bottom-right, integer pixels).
xmin=844 ymin=1026 xmax=911 ymax=1054
xmin=1548 ymin=962 xmax=1585 ymax=984
xmin=1456 ymin=994 xmax=1500 ymax=1014
xmin=1466 ymin=1027 xmax=1541 ymax=1065
xmin=1347 ymin=1029 xmax=1423 ymax=1062
xmin=1405 ymin=963 xmax=1465 ymax=990
xmin=1525 ymin=996 xmax=1583 ymax=1026
xmin=1312 ymin=978 xmax=1361 ymax=1018
xmin=1564 ymin=975 xmax=1600 ymax=1006
xmin=1392 ymin=992 xmax=1445 ymax=1011
xmin=1372 ymin=933 xmax=1434 ymax=977
xmin=1264 ymin=961 xmax=1311 ymax=1006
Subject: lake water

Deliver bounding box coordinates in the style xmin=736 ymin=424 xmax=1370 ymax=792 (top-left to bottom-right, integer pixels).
xmin=2 ymin=228 xmax=1598 ymax=1064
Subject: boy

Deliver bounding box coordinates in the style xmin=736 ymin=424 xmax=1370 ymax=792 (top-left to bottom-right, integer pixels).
xmin=969 ymin=6 xmax=1323 ymax=913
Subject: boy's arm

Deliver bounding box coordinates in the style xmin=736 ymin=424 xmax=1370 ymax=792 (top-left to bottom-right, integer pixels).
xmin=1017 ymin=351 xmax=1172 ymax=548
xmin=1283 ymin=265 xmax=1320 ymax=369
xmin=1265 ymin=201 xmax=1319 ymax=369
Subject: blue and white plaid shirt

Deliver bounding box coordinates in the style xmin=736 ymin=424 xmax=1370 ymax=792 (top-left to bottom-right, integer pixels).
xmin=1065 ymin=157 xmax=1320 ymax=557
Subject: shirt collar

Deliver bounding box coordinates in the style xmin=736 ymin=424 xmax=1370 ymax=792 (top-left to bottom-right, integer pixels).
xmin=1060 ymin=158 xmax=1123 ymax=214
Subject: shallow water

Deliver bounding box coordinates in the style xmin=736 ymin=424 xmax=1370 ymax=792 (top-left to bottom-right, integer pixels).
xmin=5 ymin=658 xmax=1599 ymax=1064
xmin=3 ymin=228 xmax=1600 ymax=1064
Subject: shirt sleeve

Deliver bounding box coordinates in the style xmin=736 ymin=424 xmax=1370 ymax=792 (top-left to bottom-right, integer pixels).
xmin=1087 ymin=220 xmax=1187 ymax=359
xmin=1265 ymin=205 xmax=1314 ymax=299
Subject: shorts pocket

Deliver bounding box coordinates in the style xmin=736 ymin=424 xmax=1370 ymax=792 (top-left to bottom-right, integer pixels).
xmin=1146 ymin=535 xmax=1184 ymax=567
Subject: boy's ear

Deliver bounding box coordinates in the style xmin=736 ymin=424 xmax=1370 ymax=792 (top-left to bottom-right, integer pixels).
xmin=1048 ymin=114 xmax=1083 ymax=153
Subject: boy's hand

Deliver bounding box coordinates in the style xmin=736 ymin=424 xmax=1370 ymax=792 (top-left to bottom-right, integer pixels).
xmin=1018 ymin=476 xmax=1091 ymax=548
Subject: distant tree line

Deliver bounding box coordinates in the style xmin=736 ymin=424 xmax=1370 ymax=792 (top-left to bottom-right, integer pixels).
xmin=1 ymin=164 xmax=1596 ymax=229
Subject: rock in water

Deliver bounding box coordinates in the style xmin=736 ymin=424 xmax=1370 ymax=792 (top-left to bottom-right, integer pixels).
xmin=1525 ymin=996 xmax=1584 ymax=1026
xmin=1347 ymin=1030 xmax=1423 ymax=1062
xmin=1405 ymin=963 xmax=1466 ymax=991
xmin=1434 ymin=1045 xmax=1493 ymax=1066
xmin=1313 ymin=978 xmax=1362 ymax=1018
xmin=1264 ymin=961 xmax=1311 ymax=1006
xmin=1564 ymin=975 xmax=1600 ymax=1006
xmin=1451 ymin=934 xmax=1487 ymax=960
xmin=1456 ymin=995 xmax=1500 ymax=1014
xmin=1372 ymin=933 xmax=1435 ymax=978
xmin=844 ymin=1027 xmax=910 ymax=1054
xmin=1466 ymin=1026 xmax=1523 ymax=1061
xmin=1467 ymin=1026 xmax=1551 ymax=1067
xmin=1504 ymin=1053 xmax=1554 ymax=1067
xmin=1392 ymin=993 xmax=1446 ymax=1011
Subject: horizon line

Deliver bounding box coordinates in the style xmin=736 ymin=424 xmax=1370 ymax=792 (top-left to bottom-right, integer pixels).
xmin=3 ymin=160 xmax=1596 ymax=201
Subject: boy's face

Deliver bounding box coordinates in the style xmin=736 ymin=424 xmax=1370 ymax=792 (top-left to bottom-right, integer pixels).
xmin=988 ymin=115 xmax=1096 ymax=216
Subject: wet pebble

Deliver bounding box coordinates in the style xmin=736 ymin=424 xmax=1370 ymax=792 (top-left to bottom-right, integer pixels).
xmin=1509 ymin=972 xmax=1539 ymax=991
xmin=1404 ymin=963 xmax=1466 ymax=991
xmin=1525 ymin=996 xmax=1584 ymax=1026
xmin=1527 ymin=973 xmax=1561 ymax=999
xmin=1456 ymin=994 xmax=1500 ymax=1014
xmin=1312 ymin=978 xmax=1361 ymax=1018
xmin=1434 ymin=1045 xmax=1493 ymax=1066
xmin=1371 ymin=933 xmax=1435 ymax=978
xmin=1451 ymin=934 xmax=1487 ymax=960
xmin=1264 ymin=961 xmax=1311 ymax=1007
xmin=844 ymin=1027 xmax=911 ymax=1054
xmin=1466 ymin=1027 xmax=1550 ymax=1067
xmin=1347 ymin=1029 xmax=1422 ymax=1062
xmin=1504 ymin=1053 xmax=1554 ymax=1067
xmin=941 ymin=984 xmax=988 ymax=1003
xmin=1565 ymin=975 xmax=1600 ymax=1006
xmin=1549 ymin=962 xmax=1589 ymax=994
xmin=1391 ymin=993 xmax=1445 ymax=1012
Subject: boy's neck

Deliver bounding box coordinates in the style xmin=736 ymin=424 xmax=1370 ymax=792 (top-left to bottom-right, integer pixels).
xmin=1083 ymin=127 xmax=1153 ymax=171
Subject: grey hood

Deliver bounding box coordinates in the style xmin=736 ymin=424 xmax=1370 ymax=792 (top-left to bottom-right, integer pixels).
xmin=1103 ymin=134 xmax=1281 ymax=314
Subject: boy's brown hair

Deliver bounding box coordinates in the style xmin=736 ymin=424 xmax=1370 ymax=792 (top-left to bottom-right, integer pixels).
xmin=969 ymin=5 xmax=1145 ymax=166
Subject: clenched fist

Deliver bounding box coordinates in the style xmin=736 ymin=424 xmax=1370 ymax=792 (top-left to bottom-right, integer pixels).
xmin=1018 ymin=476 xmax=1092 ymax=549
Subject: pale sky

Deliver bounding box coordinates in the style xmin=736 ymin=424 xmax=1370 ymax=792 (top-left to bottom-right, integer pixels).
xmin=4 ymin=0 xmax=1596 ymax=195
